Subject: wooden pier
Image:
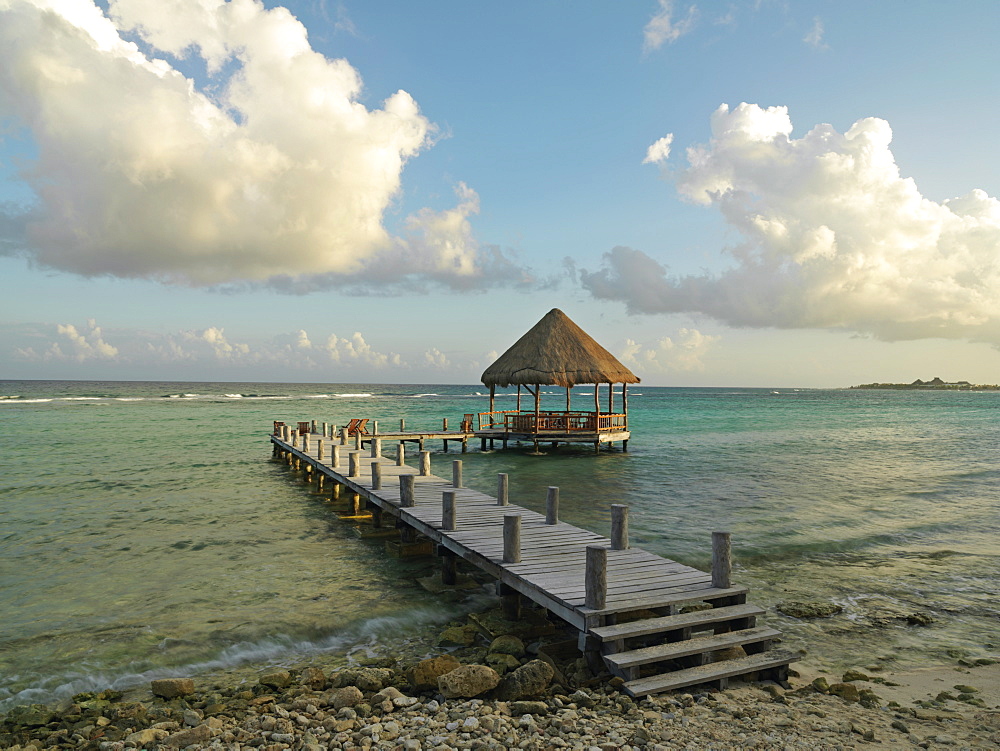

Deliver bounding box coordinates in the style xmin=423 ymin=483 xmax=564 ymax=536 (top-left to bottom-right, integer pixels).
xmin=271 ymin=422 xmax=797 ymax=697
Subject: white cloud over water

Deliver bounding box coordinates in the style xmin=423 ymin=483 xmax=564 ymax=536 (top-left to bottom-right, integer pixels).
xmin=582 ymin=103 xmax=1000 ymax=345
xmin=620 ymin=328 xmax=718 ymax=373
xmin=0 ymin=0 xmax=522 ymax=289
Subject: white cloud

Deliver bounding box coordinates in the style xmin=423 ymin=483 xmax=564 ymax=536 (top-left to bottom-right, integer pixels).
xmin=423 ymin=347 xmax=450 ymax=368
xmin=0 ymin=0 xmax=525 ymax=289
xmin=582 ymin=103 xmax=1000 ymax=345
xmin=644 ymin=0 xmax=698 ymax=51
xmin=621 ymin=329 xmax=719 ymax=373
xmin=643 ymin=133 xmax=674 ymax=165
xmin=804 ymin=17 xmax=828 ymax=49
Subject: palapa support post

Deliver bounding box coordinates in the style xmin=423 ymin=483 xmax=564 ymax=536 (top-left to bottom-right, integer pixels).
xmin=442 ymin=490 xmax=457 ymax=531
xmin=331 ymin=444 xmax=341 ymax=467
xmin=497 ymin=473 xmax=509 ymax=506
xmin=440 ymin=547 xmax=457 ymax=586
xmin=400 ymin=475 xmax=415 ymax=507
xmin=396 ymin=443 xmax=405 ymax=466
xmin=349 ymin=451 xmax=360 ymax=478
xmin=371 ymin=461 xmax=382 ymax=490
xmin=611 ymin=504 xmax=629 ymax=550
xmin=371 ymin=438 xmax=381 ymax=459
xmin=503 ymin=515 xmax=521 ymax=563
xmin=545 ymin=486 xmax=559 ymax=525
xmin=452 ymin=460 xmax=463 ymax=488
xmin=585 ymin=545 xmax=608 ymax=610
xmin=419 ymin=451 xmax=431 ymax=477
xmin=712 ymin=531 xmax=732 ymax=589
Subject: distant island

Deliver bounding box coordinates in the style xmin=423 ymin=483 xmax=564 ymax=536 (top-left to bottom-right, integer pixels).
xmin=850 ymin=377 xmax=1000 ymax=391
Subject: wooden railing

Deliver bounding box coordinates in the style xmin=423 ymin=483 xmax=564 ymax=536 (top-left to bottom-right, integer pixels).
xmin=477 ymin=410 xmax=627 ymax=433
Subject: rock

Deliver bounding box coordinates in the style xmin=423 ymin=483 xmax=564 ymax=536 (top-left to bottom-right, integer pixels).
xmin=858 ymin=689 xmax=881 ymax=708
xmin=510 ymin=700 xmax=549 ymax=715
xmin=906 ymin=612 xmax=934 ymax=626
xmin=568 ymin=689 xmax=596 ymax=708
xmin=828 ymin=682 xmax=860 ymax=703
xmin=258 ymin=669 xmax=293 ymax=689
xmin=150 ymin=678 xmax=195 ymax=699
xmin=488 ymin=635 xmax=526 ymax=658
xmin=842 ymin=669 xmax=869 ymax=682
xmin=810 ymin=677 xmax=830 ymax=693
xmin=438 ymin=624 xmax=480 ymax=647
xmin=330 ymin=667 xmax=394 ymax=692
xmin=485 ymin=652 xmax=521 ymax=674
xmin=891 ymin=719 xmax=910 ymax=733
xmin=182 ymin=709 xmax=203 ymax=726
xmin=124 ymin=728 xmax=169 ymax=747
xmin=299 ymin=666 xmax=327 ymax=689
xmin=407 ymin=655 xmax=461 ymax=692
xmin=437 ymin=665 xmax=501 ymax=698
xmin=5 ymin=704 xmax=55 ymax=727
xmin=495 ymin=659 xmax=554 ymax=701
xmin=331 ymin=686 xmax=364 ymax=709
xmin=163 ymin=723 xmax=213 ymax=747
xmin=776 ymin=601 xmax=842 ymax=619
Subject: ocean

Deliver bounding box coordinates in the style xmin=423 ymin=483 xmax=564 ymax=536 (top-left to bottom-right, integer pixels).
xmin=1 ymin=380 xmax=998 ymax=710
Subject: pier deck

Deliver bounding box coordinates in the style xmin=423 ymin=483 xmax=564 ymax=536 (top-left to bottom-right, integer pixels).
xmin=271 ymin=427 xmax=796 ymax=696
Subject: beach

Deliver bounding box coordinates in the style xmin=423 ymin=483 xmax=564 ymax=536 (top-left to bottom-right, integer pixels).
xmin=1 ymin=380 xmax=998 ymax=746
xmin=2 ymin=597 xmax=998 ymax=749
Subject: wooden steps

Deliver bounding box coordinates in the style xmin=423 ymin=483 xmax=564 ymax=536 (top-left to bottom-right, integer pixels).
xmin=622 ymin=649 xmax=799 ymax=697
xmin=590 ymin=602 xmax=798 ymax=697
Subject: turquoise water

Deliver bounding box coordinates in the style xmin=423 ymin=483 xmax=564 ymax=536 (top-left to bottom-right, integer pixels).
xmin=1 ymin=380 xmax=998 ymax=708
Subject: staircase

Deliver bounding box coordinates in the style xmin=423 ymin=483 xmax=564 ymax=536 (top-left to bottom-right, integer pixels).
xmin=588 ymin=587 xmax=798 ymax=697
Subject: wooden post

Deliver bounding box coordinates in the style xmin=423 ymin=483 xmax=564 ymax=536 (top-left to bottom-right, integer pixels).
xmin=585 ymin=545 xmax=608 ymax=609
xmin=349 ymin=451 xmax=360 ymax=478
xmin=517 ymin=384 xmax=521 ymax=411
xmin=611 ymin=504 xmax=629 ymax=550
xmin=442 ymin=417 xmax=448 ymax=431
xmin=317 ymin=439 xmax=324 ymax=460
xmin=371 ymin=437 xmax=381 ymax=458
xmin=440 ymin=548 xmax=457 ymax=585
xmin=594 ymin=383 xmax=600 ymax=416
xmin=291 ymin=431 xmax=299 ymax=448
xmin=354 ymin=433 xmax=361 ymax=450
xmin=712 ymin=531 xmax=732 ymax=588
xmin=503 ymin=514 xmax=521 ymax=563
xmin=331 ymin=444 xmax=341 ymax=467
xmin=371 ymin=461 xmax=382 ymax=490
xmin=499 ymin=582 xmax=521 ymax=620
xmin=566 ymin=386 xmax=570 ymax=411
xmin=442 ymin=490 xmax=456 ymax=531
xmin=396 ymin=443 xmax=405 ymax=466
xmin=497 ymin=473 xmax=509 ymax=506
xmin=400 ymin=474 xmax=415 ymax=507
xmin=340 ymin=427 xmax=348 ymax=445
xmin=489 ymin=384 xmax=495 ymax=413
xmin=303 ymin=433 xmax=311 ymax=453
xmin=420 ymin=451 xmax=431 ymax=476
xmin=322 ymin=422 xmax=328 ymax=438
xmin=545 ymin=486 xmax=559 ymax=525
xmin=330 ymin=482 xmax=341 ymax=500
xmin=452 ymin=460 xmax=463 ymax=488
xmin=311 ymin=419 xmax=317 ymax=433
xmin=372 ymin=420 xmax=379 ymax=435
xmin=623 ymin=383 xmax=629 ymax=429
xmin=399 ymin=418 xmax=405 ymax=431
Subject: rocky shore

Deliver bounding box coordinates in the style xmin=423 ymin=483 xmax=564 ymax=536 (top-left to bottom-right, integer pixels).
xmin=3 ymin=609 xmax=998 ymax=750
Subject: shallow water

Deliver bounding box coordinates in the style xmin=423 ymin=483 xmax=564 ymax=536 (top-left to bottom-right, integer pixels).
xmin=1 ymin=380 xmax=997 ymax=709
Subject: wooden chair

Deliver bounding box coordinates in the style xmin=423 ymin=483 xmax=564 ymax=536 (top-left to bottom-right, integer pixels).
xmin=460 ymin=413 xmax=474 ymax=432
xmin=345 ymin=418 xmax=370 ymax=436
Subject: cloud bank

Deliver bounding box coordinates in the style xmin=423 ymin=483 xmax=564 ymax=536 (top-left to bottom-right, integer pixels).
xmin=0 ymin=0 xmax=523 ymax=289
xmin=582 ymin=103 xmax=1000 ymax=345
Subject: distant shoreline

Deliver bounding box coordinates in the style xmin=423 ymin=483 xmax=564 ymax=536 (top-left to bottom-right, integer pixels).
xmin=850 ymin=378 xmax=1000 ymax=391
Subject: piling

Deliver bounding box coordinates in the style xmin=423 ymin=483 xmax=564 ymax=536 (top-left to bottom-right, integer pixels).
xmin=503 ymin=515 xmax=521 ymax=563
xmin=452 ymin=460 xmax=463 ymax=488
xmin=442 ymin=490 xmax=457 ymax=531
xmin=611 ymin=504 xmax=629 ymax=550
xmin=545 ymin=486 xmax=559 ymax=525
xmin=585 ymin=545 xmax=608 ymax=609
xmin=349 ymin=451 xmax=360 ymax=478
xmin=396 ymin=443 xmax=405 ymax=466
xmin=371 ymin=462 xmax=382 ymax=490
xmin=712 ymin=531 xmax=732 ymax=588
xmin=420 ymin=451 xmax=431 ymax=477
xmin=497 ymin=473 xmax=509 ymax=506
xmin=400 ymin=475 xmax=415 ymax=507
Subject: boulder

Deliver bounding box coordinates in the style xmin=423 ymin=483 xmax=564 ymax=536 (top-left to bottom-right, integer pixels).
xmin=300 ymin=666 xmax=327 ymax=689
xmin=330 ymin=667 xmax=394 ymax=692
xmin=332 ymin=686 xmax=364 ymax=709
xmin=407 ymin=655 xmax=461 ymax=692
xmin=150 ymin=678 xmax=195 ymax=699
xmin=842 ymin=669 xmax=870 ymax=682
xmin=125 ymin=728 xmax=170 ymax=747
xmin=495 ymin=659 xmax=554 ymax=701
xmin=486 ymin=652 xmax=521 ymax=674
xmin=776 ymin=601 xmax=843 ymax=619
xmin=828 ymin=682 xmax=861 ymax=703
xmin=488 ymin=635 xmax=526 ymax=658
xmin=437 ymin=665 xmax=501 ymax=698
xmin=510 ymin=700 xmax=549 ymax=716
xmin=163 ymin=723 xmax=213 ymax=747
xmin=438 ymin=624 xmax=480 ymax=647
xmin=258 ymin=669 xmax=293 ymax=689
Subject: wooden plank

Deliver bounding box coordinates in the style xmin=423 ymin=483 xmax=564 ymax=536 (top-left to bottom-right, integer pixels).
xmin=605 ymin=627 xmax=781 ymax=670
xmin=590 ymin=604 xmax=764 ymax=641
xmin=622 ymin=649 xmax=799 ymax=697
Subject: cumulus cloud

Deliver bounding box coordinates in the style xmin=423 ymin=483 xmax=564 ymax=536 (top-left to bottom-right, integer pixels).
xmin=0 ymin=0 xmax=524 ymax=289
xmin=643 ymin=133 xmax=673 ymax=165
xmin=644 ymin=0 xmax=697 ymax=51
xmin=582 ymin=103 xmax=1000 ymax=345
xmin=423 ymin=347 xmax=450 ymax=368
xmin=620 ymin=329 xmax=719 ymax=373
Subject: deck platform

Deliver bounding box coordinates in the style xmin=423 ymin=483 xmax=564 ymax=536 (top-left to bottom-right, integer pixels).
xmin=271 ymin=426 xmax=796 ymax=696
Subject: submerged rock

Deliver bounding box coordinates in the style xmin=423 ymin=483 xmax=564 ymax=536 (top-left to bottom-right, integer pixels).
xmin=776 ymin=601 xmax=843 ymax=619
xmin=151 ymin=678 xmax=195 ymax=699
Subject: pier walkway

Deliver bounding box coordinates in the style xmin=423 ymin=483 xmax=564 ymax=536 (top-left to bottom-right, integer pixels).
xmin=271 ymin=425 xmax=797 ymax=697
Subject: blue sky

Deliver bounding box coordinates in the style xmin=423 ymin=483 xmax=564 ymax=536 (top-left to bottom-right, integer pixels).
xmin=2 ymin=0 xmax=1000 ymax=386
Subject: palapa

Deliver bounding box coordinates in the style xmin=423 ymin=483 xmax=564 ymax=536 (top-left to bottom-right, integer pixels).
xmin=481 ymin=308 xmax=639 ymax=388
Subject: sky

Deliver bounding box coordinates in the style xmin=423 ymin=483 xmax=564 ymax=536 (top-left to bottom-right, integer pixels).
xmin=2 ymin=0 xmax=1000 ymax=387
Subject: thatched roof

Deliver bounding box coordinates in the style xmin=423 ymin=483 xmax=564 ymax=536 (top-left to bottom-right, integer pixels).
xmin=481 ymin=309 xmax=640 ymax=388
